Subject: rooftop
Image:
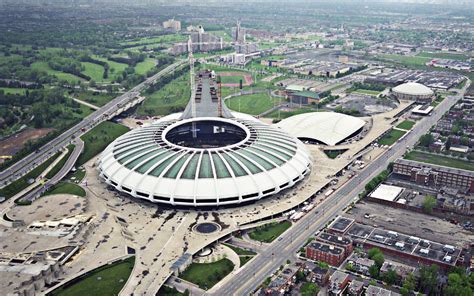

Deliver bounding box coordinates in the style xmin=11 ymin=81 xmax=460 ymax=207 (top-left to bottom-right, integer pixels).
xmin=275 ymin=112 xmax=366 ymax=146
xmin=307 ymin=241 xmax=344 ymax=255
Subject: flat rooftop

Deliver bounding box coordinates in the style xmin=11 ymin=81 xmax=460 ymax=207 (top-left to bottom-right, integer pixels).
xmin=328 ymin=217 xmax=355 ymax=233
xmin=369 ymin=184 xmax=404 ymax=202
xmin=308 ymin=241 xmax=344 ymax=255
xmin=346 ymin=222 xmax=462 ymax=266
xmin=318 ymin=232 xmax=352 ymax=246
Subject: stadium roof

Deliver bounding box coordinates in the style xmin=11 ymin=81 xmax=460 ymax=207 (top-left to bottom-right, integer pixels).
xmin=99 ymin=115 xmax=311 ymax=207
xmin=393 ymin=82 xmax=433 ymax=96
xmin=275 ymin=112 xmax=366 ymax=146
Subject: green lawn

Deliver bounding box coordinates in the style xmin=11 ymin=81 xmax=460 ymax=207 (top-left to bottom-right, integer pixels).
xmin=405 ymin=151 xmax=474 ymax=171
xmin=179 ymin=258 xmax=234 ymax=290
xmin=0 ymin=152 xmax=61 ymax=199
xmin=50 ymin=256 xmax=135 ymax=296
xmin=137 ymin=72 xmax=190 ymax=116
xmin=78 ymin=121 xmax=129 ymax=166
xmin=92 ymin=55 xmax=128 ymax=82
xmin=223 ymin=243 xmax=257 ymax=256
xmin=225 ymin=93 xmax=278 ymax=115
xmin=219 ymin=75 xmax=245 ymax=84
xmin=157 ymin=286 xmax=186 ymax=296
xmin=75 ymin=91 xmax=118 ymax=107
xmin=31 ymin=61 xmax=83 ymax=84
xmin=68 ymin=168 xmax=86 ymax=183
xmin=380 ymin=54 xmax=431 ymax=66
xmin=416 ymin=51 xmax=470 ymax=61
xmin=81 ymin=62 xmax=105 ymax=82
xmin=396 ymin=120 xmax=415 ymax=130
xmin=239 ymin=256 xmax=254 ymax=267
xmin=352 ymin=89 xmax=381 ymax=96
xmin=44 ymin=182 xmax=86 ymax=197
xmin=45 ymin=145 xmax=74 ymax=179
xmin=377 ymin=129 xmax=406 ymax=146
xmin=324 ymin=149 xmax=348 ymax=159
xmin=120 ymin=34 xmax=187 ymax=46
xmin=248 ymin=221 xmax=292 ymax=243
xmin=0 ymin=87 xmax=27 ymax=95
xmin=134 ymin=58 xmax=157 ymax=76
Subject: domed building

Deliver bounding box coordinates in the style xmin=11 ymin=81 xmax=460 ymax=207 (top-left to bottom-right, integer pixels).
xmin=99 ymin=71 xmax=312 ymax=207
xmin=392 ymin=82 xmax=433 ymax=103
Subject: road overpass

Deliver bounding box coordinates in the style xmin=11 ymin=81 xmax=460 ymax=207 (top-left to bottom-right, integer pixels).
xmin=0 ymin=60 xmax=187 ymax=188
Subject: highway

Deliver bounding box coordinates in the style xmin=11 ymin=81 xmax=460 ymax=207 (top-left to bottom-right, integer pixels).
xmin=0 ymin=60 xmax=186 ymax=188
xmin=211 ymin=84 xmax=468 ymax=296
xmin=18 ymin=138 xmax=85 ymax=203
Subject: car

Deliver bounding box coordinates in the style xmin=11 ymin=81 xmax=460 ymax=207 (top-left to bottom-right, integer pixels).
xmin=175 ymin=278 xmax=181 ymax=283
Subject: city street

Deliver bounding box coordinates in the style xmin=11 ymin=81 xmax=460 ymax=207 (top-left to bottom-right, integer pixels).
xmin=211 ymin=83 xmax=468 ymax=296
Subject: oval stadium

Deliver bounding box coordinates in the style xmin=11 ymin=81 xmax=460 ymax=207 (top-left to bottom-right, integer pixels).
xmin=99 ymin=71 xmax=312 ymax=207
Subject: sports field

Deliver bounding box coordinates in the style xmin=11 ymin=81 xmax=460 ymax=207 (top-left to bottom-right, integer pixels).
xmin=218 ymin=72 xmax=253 ymax=87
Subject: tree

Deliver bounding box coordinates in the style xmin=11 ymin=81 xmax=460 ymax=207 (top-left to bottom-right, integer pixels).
xmin=422 ymin=195 xmax=437 ymax=214
xmin=383 ymin=269 xmax=399 ymax=286
xmin=369 ymin=264 xmax=380 ymax=278
xmin=419 ymin=134 xmax=434 ymax=147
xmin=372 ymin=253 xmax=385 ymax=268
xmin=400 ymin=273 xmax=416 ymax=296
xmin=300 ymin=282 xmax=320 ymax=296
xmin=419 ymin=264 xmax=439 ymax=295
xmin=444 ymin=269 xmax=474 ymax=296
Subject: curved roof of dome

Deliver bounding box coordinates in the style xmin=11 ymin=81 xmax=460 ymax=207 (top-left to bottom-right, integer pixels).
xmin=98 ymin=115 xmax=311 ymax=205
xmin=275 ymin=112 xmax=366 ymax=146
xmin=392 ymin=82 xmax=433 ymax=96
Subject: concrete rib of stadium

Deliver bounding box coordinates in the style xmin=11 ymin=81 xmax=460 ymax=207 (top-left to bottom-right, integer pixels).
xmin=99 ymin=70 xmax=312 ymax=207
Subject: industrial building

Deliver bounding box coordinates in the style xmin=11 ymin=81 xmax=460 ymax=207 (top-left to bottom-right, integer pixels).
xmin=276 ymin=112 xmax=366 ymax=146
xmin=99 ymin=71 xmax=312 ymax=207
xmin=393 ymin=159 xmax=474 ymax=193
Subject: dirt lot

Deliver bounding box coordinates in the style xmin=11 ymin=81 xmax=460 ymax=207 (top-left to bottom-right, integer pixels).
xmin=346 ymin=201 xmax=473 ymax=248
xmin=0 ymin=128 xmax=54 ymax=157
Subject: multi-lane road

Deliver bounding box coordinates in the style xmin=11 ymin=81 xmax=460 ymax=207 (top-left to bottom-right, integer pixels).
xmin=0 ymin=60 xmax=186 ymax=188
xmin=212 ymin=83 xmax=469 ymax=296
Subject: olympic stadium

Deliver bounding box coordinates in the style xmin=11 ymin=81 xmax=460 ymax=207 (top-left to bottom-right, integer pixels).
xmin=98 ymin=70 xmax=312 ymax=207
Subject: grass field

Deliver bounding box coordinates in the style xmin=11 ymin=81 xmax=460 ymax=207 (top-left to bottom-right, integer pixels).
xmin=45 ymin=145 xmax=74 ymax=179
xmin=78 ymin=121 xmax=129 ymax=166
xmin=396 ymin=120 xmax=415 ymax=130
xmin=51 ymin=256 xmax=135 ymax=296
xmin=351 ymin=89 xmax=381 ymax=96
xmin=68 ymin=168 xmax=86 ymax=183
xmin=0 ymin=87 xmax=27 ymax=95
xmin=225 ymin=93 xmax=278 ymax=115
xmin=324 ymin=149 xmax=348 ymax=159
xmin=416 ymin=51 xmax=470 ymax=61
xmin=137 ymin=72 xmax=190 ymax=116
xmin=219 ymin=75 xmax=245 ymax=84
xmin=179 ymin=258 xmax=234 ymax=290
xmin=380 ymin=54 xmax=431 ymax=67
xmin=75 ymin=91 xmax=118 ymax=107
xmin=248 ymin=221 xmax=292 ymax=243
xmin=0 ymin=152 xmax=61 ymax=199
xmin=134 ymin=58 xmax=157 ymax=76
xmin=45 ymin=182 xmax=86 ymax=197
xmin=120 ymin=34 xmax=187 ymax=46
xmin=157 ymin=286 xmax=185 ymax=296
xmin=404 ymin=151 xmax=474 ymax=171
xmin=223 ymin=243 xmax=257 ymax=256
xmin=81 ymin=62 xmax=105 ymax=82
xmin=92 ymin=55 xmax=128 ymax=82
xmin=377 ymin=129 xmax=406 ymax=146
xmin=31 ymin=61 xmax=83 ymax=84
xmin=240 ymin=256 xmax=254 ymax=266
